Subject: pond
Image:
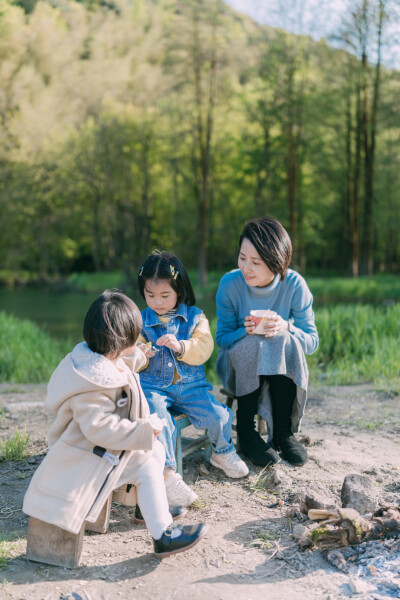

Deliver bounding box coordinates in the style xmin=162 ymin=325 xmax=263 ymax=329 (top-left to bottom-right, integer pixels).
xmin=0 ymin=288 xmax=217 ymax=344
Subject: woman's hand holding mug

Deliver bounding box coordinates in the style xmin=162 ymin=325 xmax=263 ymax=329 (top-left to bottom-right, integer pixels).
xmin=245 ymin=310 xmax=289 ymax=337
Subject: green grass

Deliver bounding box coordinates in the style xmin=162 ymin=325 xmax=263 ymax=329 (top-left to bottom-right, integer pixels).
xmin=1 ymin=274 xmax=400 ymax=391
xmin=308 ymin=274 xmax=400 ymax=305
xmin=67 ymin=271 xmax=126 ymax=293
xmin=66 ymin=268 xmax=224 ymax=297
xmin=0 ymin=427 xmax=30 ymax=462
xmin=308 ymin=303 xmax=400 ymax=392
xmin=0 ymin=311 xmax=70 ymax=383
xmin=248 ymin=530 xmax=280 ymax=549
xmin=0 ymin=535 xmax=23 ymax=570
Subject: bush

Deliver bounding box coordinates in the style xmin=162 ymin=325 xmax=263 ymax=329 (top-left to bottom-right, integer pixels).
xmin=0 ymin=311 xmax=70 ymax=383
xmin=308 ymin=304 xmax=400 ymax=392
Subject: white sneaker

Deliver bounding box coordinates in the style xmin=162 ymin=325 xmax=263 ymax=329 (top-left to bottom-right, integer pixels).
xmin=210 ymin=451 xmax=249 ymax=478
xmin=165 ymin=472 xmax=198 ymax=507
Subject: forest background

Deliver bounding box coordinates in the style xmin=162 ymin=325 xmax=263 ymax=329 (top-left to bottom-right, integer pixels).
xmin=0 ymin=0 xmax=400 ymax=394
xmin=1 ymin=0 xmax=400 ymax=283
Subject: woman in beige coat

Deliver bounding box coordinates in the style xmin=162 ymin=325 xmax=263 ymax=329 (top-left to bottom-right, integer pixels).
xmin=23 ymin=290 xmax=206 ymax=558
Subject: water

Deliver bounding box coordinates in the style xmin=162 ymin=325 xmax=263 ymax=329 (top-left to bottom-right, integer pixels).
xmin=0 ymin=288 xmax=217 ymax=344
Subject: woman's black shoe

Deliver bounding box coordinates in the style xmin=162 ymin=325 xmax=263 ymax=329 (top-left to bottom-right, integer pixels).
xmin=238 ymin=430 xmax=280 ymax=466
xmin=153 ymin=523 xmax=207 ymax=558
xmin=274 ymin=435 xmax=308 ymax=466
xmin=134 ymin=504 xmax=187 ymax=524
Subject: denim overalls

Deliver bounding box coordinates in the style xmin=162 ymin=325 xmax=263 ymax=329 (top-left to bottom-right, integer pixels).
xmin=140 ymin=303 xmax=234 ymax=470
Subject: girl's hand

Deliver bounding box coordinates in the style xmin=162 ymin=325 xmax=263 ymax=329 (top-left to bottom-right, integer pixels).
xmin=148 ymin=414 xmax=167 ymax=436
xmin=262 ymin=314 xmax=289 ymax=337
xmin=244 ymin=315 xmax=256 ymax=335
xmin=156 ymin=334 xmax=183 ymax=354
xmin=137 ymin=343 xmax=156 ymax=358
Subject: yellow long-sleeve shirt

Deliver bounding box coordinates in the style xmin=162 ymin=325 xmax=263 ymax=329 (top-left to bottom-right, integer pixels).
xmin=138 ymin=312 xmax=214 ymax=382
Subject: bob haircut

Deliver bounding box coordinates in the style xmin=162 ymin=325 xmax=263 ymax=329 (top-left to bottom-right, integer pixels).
xmin=138 ymin=251 xmax=196 ymax=306
xmin=83 ymin=289 xmax=142 ymax=356
xmin=239 ymin=217 xmax=292 ymax=280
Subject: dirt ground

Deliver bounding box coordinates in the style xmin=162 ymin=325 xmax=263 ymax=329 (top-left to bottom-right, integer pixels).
xmin=0 ymin=382 xmax=399 ymax=600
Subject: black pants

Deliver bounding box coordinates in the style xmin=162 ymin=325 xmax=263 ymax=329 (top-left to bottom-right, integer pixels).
xmin=236 ymin=375 xmax=296 ymax=441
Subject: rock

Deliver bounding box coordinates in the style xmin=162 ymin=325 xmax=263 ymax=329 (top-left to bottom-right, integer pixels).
xmin=272 ymin=467 xmax=292 ymax=486
xmin=341 ymin=473 xmax=380 ymax=514
xmin=286 ymin=505 xmax=300 ymax=518
xmin=299 ymin=482 xmax=338 ymax=514
xmin=380 ymin=579 xmax=400 ymax=591
xmin=199 ymin=463 xmax=210 ymax=476
xmin=256 ymin=466 xmax=292 ymax=489
xmin=299 ymin=435 xmax=321 ymax=447
xmin=348 ymin=576 xmax=372 ymax=595
xmin=292 ymin=524 xmax=308 ymax=540
xmin=325 ymin=549 xmax=349 ymax=573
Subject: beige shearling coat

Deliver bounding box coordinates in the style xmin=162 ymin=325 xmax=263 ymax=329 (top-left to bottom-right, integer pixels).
xmin=23 ymin=342 xmax=155 ymax=534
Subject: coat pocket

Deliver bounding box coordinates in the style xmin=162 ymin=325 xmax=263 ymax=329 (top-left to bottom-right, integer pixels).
xmin=34 ymin=440 xmax=109 ymax=503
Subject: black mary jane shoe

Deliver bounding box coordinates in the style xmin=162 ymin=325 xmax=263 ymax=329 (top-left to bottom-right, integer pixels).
xmin=134 ymin=504 xmax=187 ymax=524
xmin=153 ymin=523 xmax=207 ymax=558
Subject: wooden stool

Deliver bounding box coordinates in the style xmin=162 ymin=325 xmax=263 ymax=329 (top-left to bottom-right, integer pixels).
xmin=219 ymin=388 xmax=267 ymax=435
xmin=26 ymin=485 xmax=136 ymax=568
xmin=26 ymin=518 xmax=86 ymax=569
xmin=170 ymin=410 xmax=211 ymax=476
xmin=25 ymin=508 xmax=110 ymax=569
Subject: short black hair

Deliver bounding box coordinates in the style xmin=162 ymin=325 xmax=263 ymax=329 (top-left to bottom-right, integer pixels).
xmin=83 ymin=289 xmax=142 ymax=356
xmin=239 ymin=217 xmax=292 ymax=279
xmin=138 ymin=251 xmax=196 ymax=306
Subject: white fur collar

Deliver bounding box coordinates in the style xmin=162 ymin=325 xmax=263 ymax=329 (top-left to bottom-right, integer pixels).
xmin=70 ymin=342 xmax=127 ymax=388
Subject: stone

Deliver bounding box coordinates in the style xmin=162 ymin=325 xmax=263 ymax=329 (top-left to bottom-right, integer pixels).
xmin=348 ymin=576 xmax=372 ymax=595
xmin=285 ymin=505 xmax=300 ymax=518
xmin=299 ymin=482 xmax=338 ymax=514
xmin=341 ymin=473 xmax=380 ymax=515
xmin=199 ymin=463 xmax=210 ymax=476
xmin=292 ymin=524 xmax=308 ymax=540
xmin=271 ymin=467 xmax=292 ymax=487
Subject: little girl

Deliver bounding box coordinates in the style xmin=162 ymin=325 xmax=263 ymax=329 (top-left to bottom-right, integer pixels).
xmin=137 ymin=251 xmax=249 ymax=508
xmin=23 ymin=289 xmax=206 ymax=558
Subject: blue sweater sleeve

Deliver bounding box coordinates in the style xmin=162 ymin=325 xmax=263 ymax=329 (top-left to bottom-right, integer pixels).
xmin=216 ymin=277 xmax=247 ymax=350
xmin=289 ymin=282 xmax=319 ymax=355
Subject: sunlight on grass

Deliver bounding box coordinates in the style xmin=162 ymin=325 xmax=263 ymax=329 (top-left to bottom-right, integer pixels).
xmin=0 ymin=311 xmax=70 ymax=383
xmin=0 ymin=536 xmax=23 ymax=570
xmin=0 ymin=427 xmax=30 ymax=462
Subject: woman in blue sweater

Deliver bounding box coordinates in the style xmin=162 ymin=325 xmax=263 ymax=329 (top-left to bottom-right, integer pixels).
xmin=216 ymin=217 xmax=319 ymax=467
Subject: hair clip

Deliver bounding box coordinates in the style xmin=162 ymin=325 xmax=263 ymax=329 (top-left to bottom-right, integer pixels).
xmin=139 ymin=267 xmax=144 ymax=277
xmin=170 ymin=265 xmax=179 ymax=280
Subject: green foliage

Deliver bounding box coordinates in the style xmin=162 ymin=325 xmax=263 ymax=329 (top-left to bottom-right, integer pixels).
xmin=67 ymin=271 xmax=126 ymax=293
xmin=0 ymin=535 xmax=21 ymax=569
xmin=0 ymin=0 xmax=398 ymax=278
xmin=0 ymin=427 xmax=30 ymax=461
xmin=308 ymin=304 xmax=400 ymax=390
xmin=0 ymin=312 xmax=70 ymax=383
xmin=205 ymin=316 xmax=218 ymax=384
xmin=308 ymin=275 xmax=400 ymax=305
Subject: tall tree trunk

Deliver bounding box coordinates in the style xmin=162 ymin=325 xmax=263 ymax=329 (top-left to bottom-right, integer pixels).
xmin=140 ymin=136 xmax=152 ymax=261
xmin=286 ymin=62 xmax=298 ymax=265
xmin=253 ymin=102 xmax=271 ymax=215
xmin=92 ymin=193 xmax=101 ymax=272
xmin=192 ymin=11 xmax=217 ymax=287
xmin=346 ymin=90 xmax=361 ymax=277
xmin=361 ymin=0 xmax=383 ymax=275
